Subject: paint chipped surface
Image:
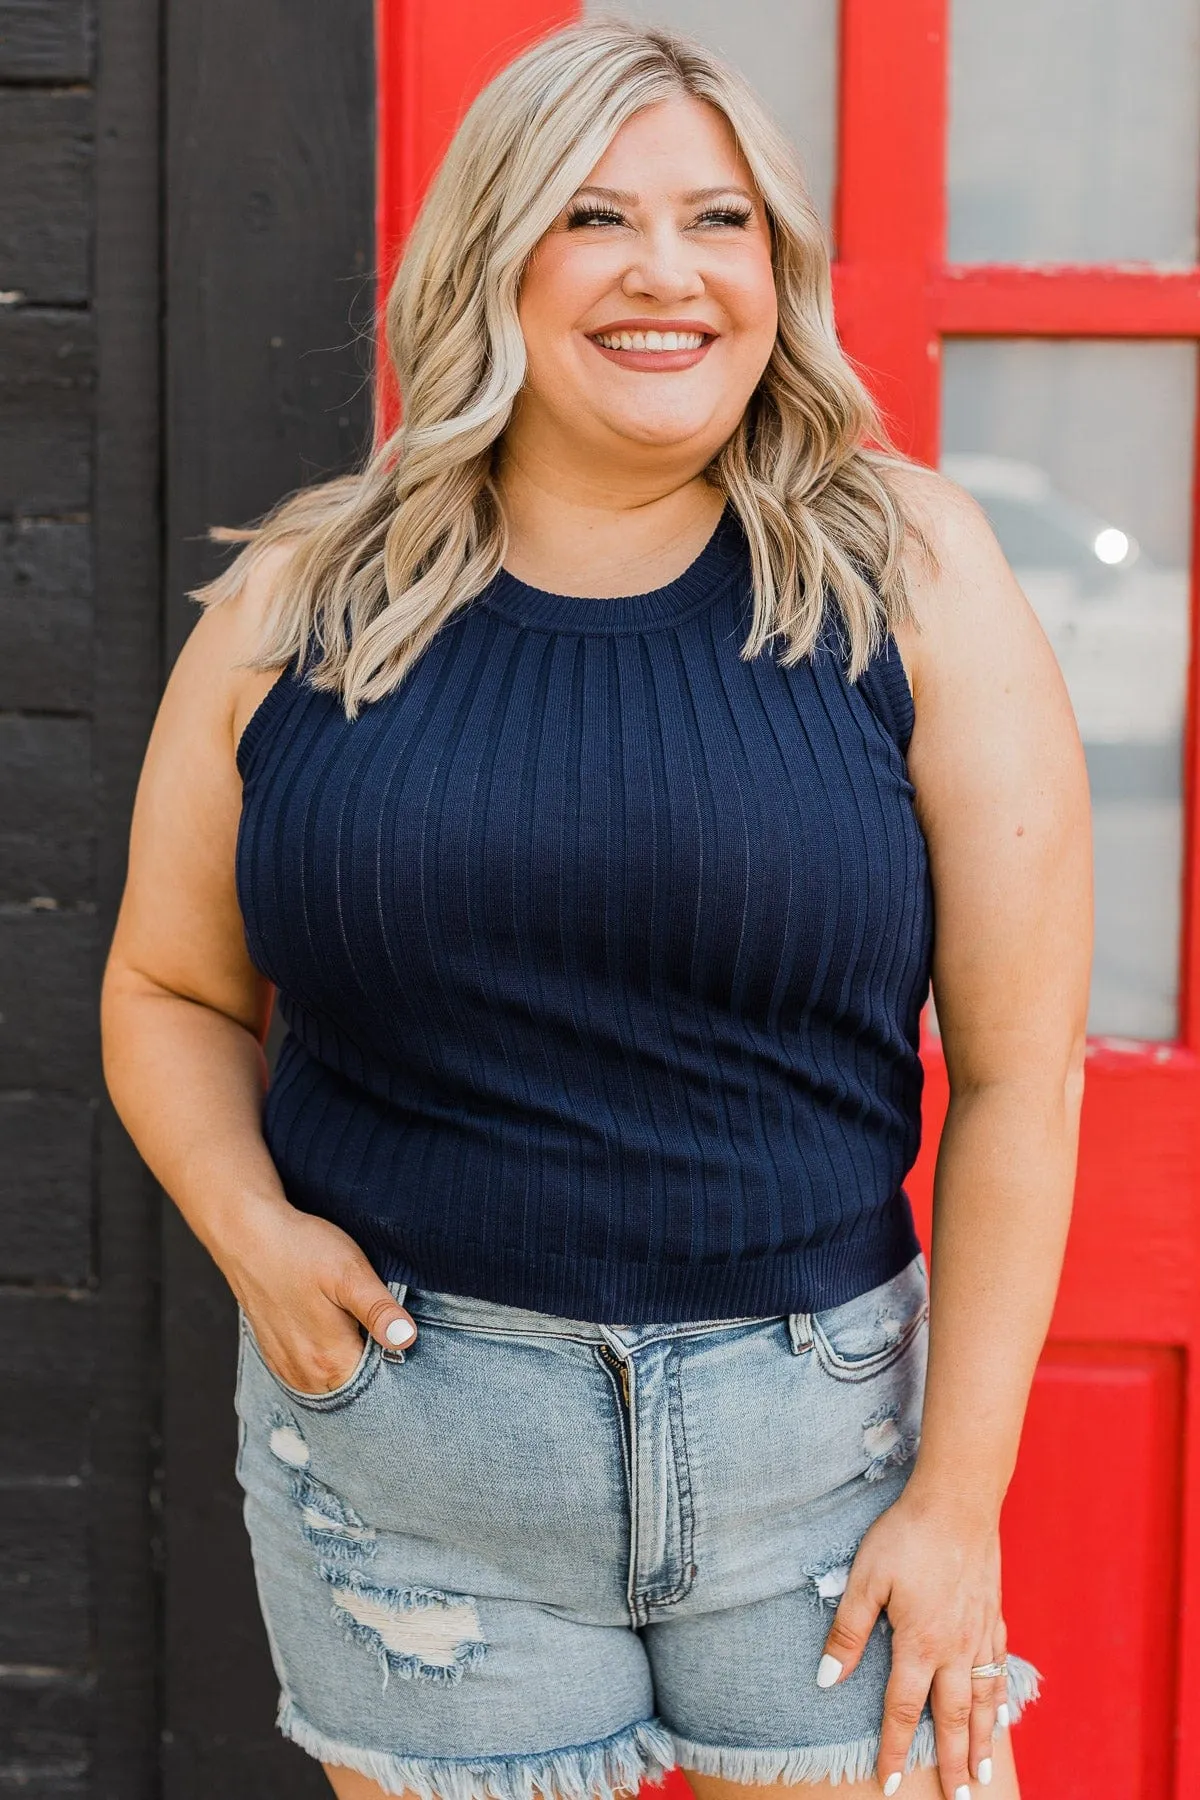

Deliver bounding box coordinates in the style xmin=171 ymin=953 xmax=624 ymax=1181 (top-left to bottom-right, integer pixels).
xmin=321 ymin=1566 xmax=488 ymax=1688
xmin=268 ymin=1409 xmax=310 ymax=1468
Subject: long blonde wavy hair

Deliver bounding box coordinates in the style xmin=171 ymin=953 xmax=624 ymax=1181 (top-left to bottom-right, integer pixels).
xmin=194 ymin=15 xmax=934 ymax=718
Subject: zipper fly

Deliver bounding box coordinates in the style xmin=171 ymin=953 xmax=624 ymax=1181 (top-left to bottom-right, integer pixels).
xmin=600 ymin=1342 xmax=631 ymax=1406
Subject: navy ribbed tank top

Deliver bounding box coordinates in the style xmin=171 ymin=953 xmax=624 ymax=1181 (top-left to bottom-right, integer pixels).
xmin=235 ymin=501 xmax=933 ymax=1323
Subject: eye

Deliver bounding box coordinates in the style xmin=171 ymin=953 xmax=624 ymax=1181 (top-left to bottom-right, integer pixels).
xmin=693 ymin=205 xmax=754 ymax=229
xmin=565 ymin=205 xmax=626 ymax=229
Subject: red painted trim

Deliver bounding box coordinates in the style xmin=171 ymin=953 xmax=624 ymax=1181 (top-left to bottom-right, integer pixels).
xmin=1180 ymin=366 xmax=1200 ymax=1049
xmin=835 ymin=0 xmax=947 ymax=460
xmin=931 ymin=265 xmax=1200 ymax=336
xmin=374 ymin=0 xmax=579 ymax=439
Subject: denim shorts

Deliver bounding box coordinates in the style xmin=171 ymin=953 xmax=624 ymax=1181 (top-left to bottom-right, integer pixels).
xmin=233 ymin=1249 xmax=1043 ymax=1799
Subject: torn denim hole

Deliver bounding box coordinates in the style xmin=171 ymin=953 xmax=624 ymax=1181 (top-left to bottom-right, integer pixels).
xmin=267 ymin=1407 xmax=310 ymax=1468
xmin=289 ymin=1469 xmax=378 ymax=1562
xmin=320 ymin=1566 xmax=488 ymax=1691
xmin=801 ymin=1541 xmax=861 ymax=1608
xmin=861 ymin=1400 xmax=920 ymax=1482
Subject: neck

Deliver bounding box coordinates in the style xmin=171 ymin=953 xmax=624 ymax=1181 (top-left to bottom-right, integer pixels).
xmin=494 ymin=443 xmax=727 ymax=600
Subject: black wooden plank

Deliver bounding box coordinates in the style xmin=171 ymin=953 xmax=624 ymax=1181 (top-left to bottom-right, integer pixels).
xmin=0 ymin=3 xmax=92 ymax=80
xmin=162 ymin=0 xmax=373 ymax=1791
xmin=88 ymin=0 xmax=164 ymax=1791
xmin=164 ymin=0 xmax=375 ymax=659
xmin=0 ymin=91 xmax=92 ymax=304
xmin=0 ymin=716 xmax=93 ymax=903
xmin=0 ymin=1093 xmax=93 ymax=1283
xmin=0 ymin=1672 xmax=91 ymax=1768
xmin=0 ymin=309 xmax=93 ymax=515
xmin=0 ymin=1486 xmax=89 ymax=1666
xmin=0 ymin=911 xmax=97 ymax=1094
xmin=0 ymin=1291 xmax=94 ymax=1484
xmin=0 ymin=519 xmax=92 ymax=713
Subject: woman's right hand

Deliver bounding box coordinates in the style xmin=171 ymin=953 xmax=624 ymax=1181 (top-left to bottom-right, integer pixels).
xmin=218 ymin=1199 xmax=418 ymax=1394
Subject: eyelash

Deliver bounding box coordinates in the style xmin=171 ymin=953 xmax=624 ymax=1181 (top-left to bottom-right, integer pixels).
xmin=565 ymin=204 xmax=754 ymax=230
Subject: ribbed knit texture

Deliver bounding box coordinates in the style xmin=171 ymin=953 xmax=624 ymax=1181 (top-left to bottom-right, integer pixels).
xmin=235 ymin=503 xmax=932 ymax=1323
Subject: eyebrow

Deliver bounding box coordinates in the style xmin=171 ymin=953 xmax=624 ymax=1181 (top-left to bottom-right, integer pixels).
xmin=570 ymin=184 xmax=758 ymax=206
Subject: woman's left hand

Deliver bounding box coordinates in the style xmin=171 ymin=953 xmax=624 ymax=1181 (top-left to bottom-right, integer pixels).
xmin=815 ymin=1485 xmax=1008 ymax=1798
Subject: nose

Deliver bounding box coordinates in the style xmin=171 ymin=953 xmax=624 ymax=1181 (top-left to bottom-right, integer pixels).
xmin=620 ymin=221 xmax=706 ymax=305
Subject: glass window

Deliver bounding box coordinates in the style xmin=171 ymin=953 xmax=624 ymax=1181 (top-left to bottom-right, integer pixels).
xmin=947 ymin=0 xmax=1200 ymax=266
xmin=940 ymin=339 xmax=1196 ymax=1040
xmin=583 ymin=0 xmax=839 ymax=240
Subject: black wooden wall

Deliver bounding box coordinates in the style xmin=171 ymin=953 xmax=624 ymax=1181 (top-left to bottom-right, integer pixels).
xmin=0 ymin=1 xmax=375 ymax=1792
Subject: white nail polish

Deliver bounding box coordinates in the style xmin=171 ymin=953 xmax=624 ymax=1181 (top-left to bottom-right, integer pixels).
xmin=955 ymin=1787 xmax=971 ymax=1800
xmin=883 ymin=1774 xmax=902 ymax=1796
xmin=996 ymin=1702 xmax=1010 ymax=1729
xmin=386 ymin=1317 xmax=416 ymax=1346
xmin=815 ymin=1653 xmax=843 ymax=1688
xmin=978 ymin=1756 xmax=993 ymax=1785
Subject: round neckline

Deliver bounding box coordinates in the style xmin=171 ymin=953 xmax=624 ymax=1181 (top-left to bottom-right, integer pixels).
xmin=479 ymin=500 xmax=747 ymax=634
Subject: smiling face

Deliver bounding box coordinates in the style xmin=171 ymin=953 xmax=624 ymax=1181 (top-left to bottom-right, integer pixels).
xmin=505 ymin=93 xmax=779 ymax=488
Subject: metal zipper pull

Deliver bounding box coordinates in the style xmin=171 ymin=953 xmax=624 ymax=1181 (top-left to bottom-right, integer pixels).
xmin=600 ymin=1342 xmax=631 ymax=1407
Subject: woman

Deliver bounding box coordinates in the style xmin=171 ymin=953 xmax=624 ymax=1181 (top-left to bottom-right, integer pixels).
xmin=101 ymin=18 xmax=1091 ymax=1800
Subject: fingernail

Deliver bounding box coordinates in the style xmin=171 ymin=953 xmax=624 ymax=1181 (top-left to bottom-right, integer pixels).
xmin=955 ymin=1787 xmax=970 ymax=1800
xmin=996 ymin=1702 xmax=1010 ymax=1729
xmin=978 ymin=1756 xmax=993 ymax=1785
xmin=815 ymin=1654 xmax=843 ymax=1688
xmin=386 ymin=1317 xmax=416 ymax=1346
xmin=883 ymin=1774 xmax=902 ymax=1796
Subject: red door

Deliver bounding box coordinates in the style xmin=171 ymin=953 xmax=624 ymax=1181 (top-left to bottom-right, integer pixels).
xmin=376 ymin=5 xmax=1200 ymax=1794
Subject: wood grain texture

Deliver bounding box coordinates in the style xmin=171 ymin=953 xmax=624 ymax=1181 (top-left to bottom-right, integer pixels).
xmin=0 ymin=1092 xmax=93 ymax=1282
xmin=0 ymin=519 xmax=92 ymax=712
xmin=0 ymin=1671 xmax=91 ymax=1783
xmin=0 ymin=910 xmax=98 ymax=1093
xmin=0 ymin=1289 xmax=94 ymax=1480
xmin=0 ymin=90 xmax=92 ymax=303
xmin=0 ymin=1 xmax=92 ymax=79
xmin=0 ymin=716 xmax=93 ymax=902
xmin=0 ymin=308 xmax=93 ymax=514
xmin=0 ymin=1486 xmax=89 ymax=1665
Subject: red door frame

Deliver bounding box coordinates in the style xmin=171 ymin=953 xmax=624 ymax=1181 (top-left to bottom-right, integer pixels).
xmin=375 ymin=5 xmax=1200 ymax=1793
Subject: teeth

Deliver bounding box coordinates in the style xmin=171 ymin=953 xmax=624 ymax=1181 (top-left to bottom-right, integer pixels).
xmin=592 ymin=330 xmax=706 ymax=352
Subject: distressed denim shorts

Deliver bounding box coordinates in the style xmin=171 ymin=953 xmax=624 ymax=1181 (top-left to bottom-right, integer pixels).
xmin=233 ymin=1249 xmax=1043 ymax=1799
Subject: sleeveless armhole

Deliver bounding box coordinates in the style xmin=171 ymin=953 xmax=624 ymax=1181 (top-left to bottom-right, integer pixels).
xmin=856 ymin=636 xmax=916 ymax=757
xmin=235 ymin=664 xmax=299 ymax=778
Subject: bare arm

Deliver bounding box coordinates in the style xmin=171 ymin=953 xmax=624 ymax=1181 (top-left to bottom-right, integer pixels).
xmin=818 ymin=466 xmax=1092 ymax=1799
xmin=101 ymin=546 xmax=417 ymax=1386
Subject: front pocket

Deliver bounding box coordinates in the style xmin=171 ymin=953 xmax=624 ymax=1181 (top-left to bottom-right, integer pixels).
xmin=238 ymin=1307 xmax=384 ymax=1411
xmin=810 ymin=1252 xmax=929 ymax=1382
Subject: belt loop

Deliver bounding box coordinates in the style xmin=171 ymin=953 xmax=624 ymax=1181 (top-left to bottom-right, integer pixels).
xmin=787 ymin=1311 xmax=813 ymax=1355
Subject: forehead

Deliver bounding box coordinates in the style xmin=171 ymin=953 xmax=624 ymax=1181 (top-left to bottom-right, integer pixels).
xmin=581 ymin=95 xmax=755 ymax=191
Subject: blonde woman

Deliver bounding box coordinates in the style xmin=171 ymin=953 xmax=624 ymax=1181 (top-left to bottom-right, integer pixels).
xmin=101 ymin=18 xmax=1090 ymax=1800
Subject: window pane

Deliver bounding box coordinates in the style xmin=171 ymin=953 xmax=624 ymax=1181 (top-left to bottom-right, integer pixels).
xmin=583 ymin=0 xmax=838 ymax=239
xmin=948 ymin=0 xmax=1200 ymax=266
xmin=941 ymin=339 xmax=1196 ymax=1041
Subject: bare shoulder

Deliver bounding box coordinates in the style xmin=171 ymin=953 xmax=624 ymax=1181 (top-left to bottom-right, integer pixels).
xmin=167 ymin=537 xmax=303 ymax=762
xmin=881 ymin=458 xmax=1054 ymax=702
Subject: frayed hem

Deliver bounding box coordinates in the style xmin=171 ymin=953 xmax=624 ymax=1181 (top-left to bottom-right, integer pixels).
xmin=671 ymin=1652 xmax=1045 ymax=1788
xmin=275 ymin=1696 xmax=677 ymax=1800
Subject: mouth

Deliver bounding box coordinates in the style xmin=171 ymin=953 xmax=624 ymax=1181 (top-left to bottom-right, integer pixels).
xmin=585 ymin=325 xmax=718 ymax=370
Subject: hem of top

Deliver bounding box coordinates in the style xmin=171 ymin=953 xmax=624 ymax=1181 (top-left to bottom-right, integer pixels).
xmin=349 ymin=1192 xmax=923 ymax=1324
xmin=275 ymin=1696 xmax=678 ymax=1800
xmin=668 ymin=1654 xmax=1043 ymax=1788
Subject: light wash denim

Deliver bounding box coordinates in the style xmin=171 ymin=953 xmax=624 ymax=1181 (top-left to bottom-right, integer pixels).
xmin=233 ymin=1249 xmax=1042 ymax=1799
